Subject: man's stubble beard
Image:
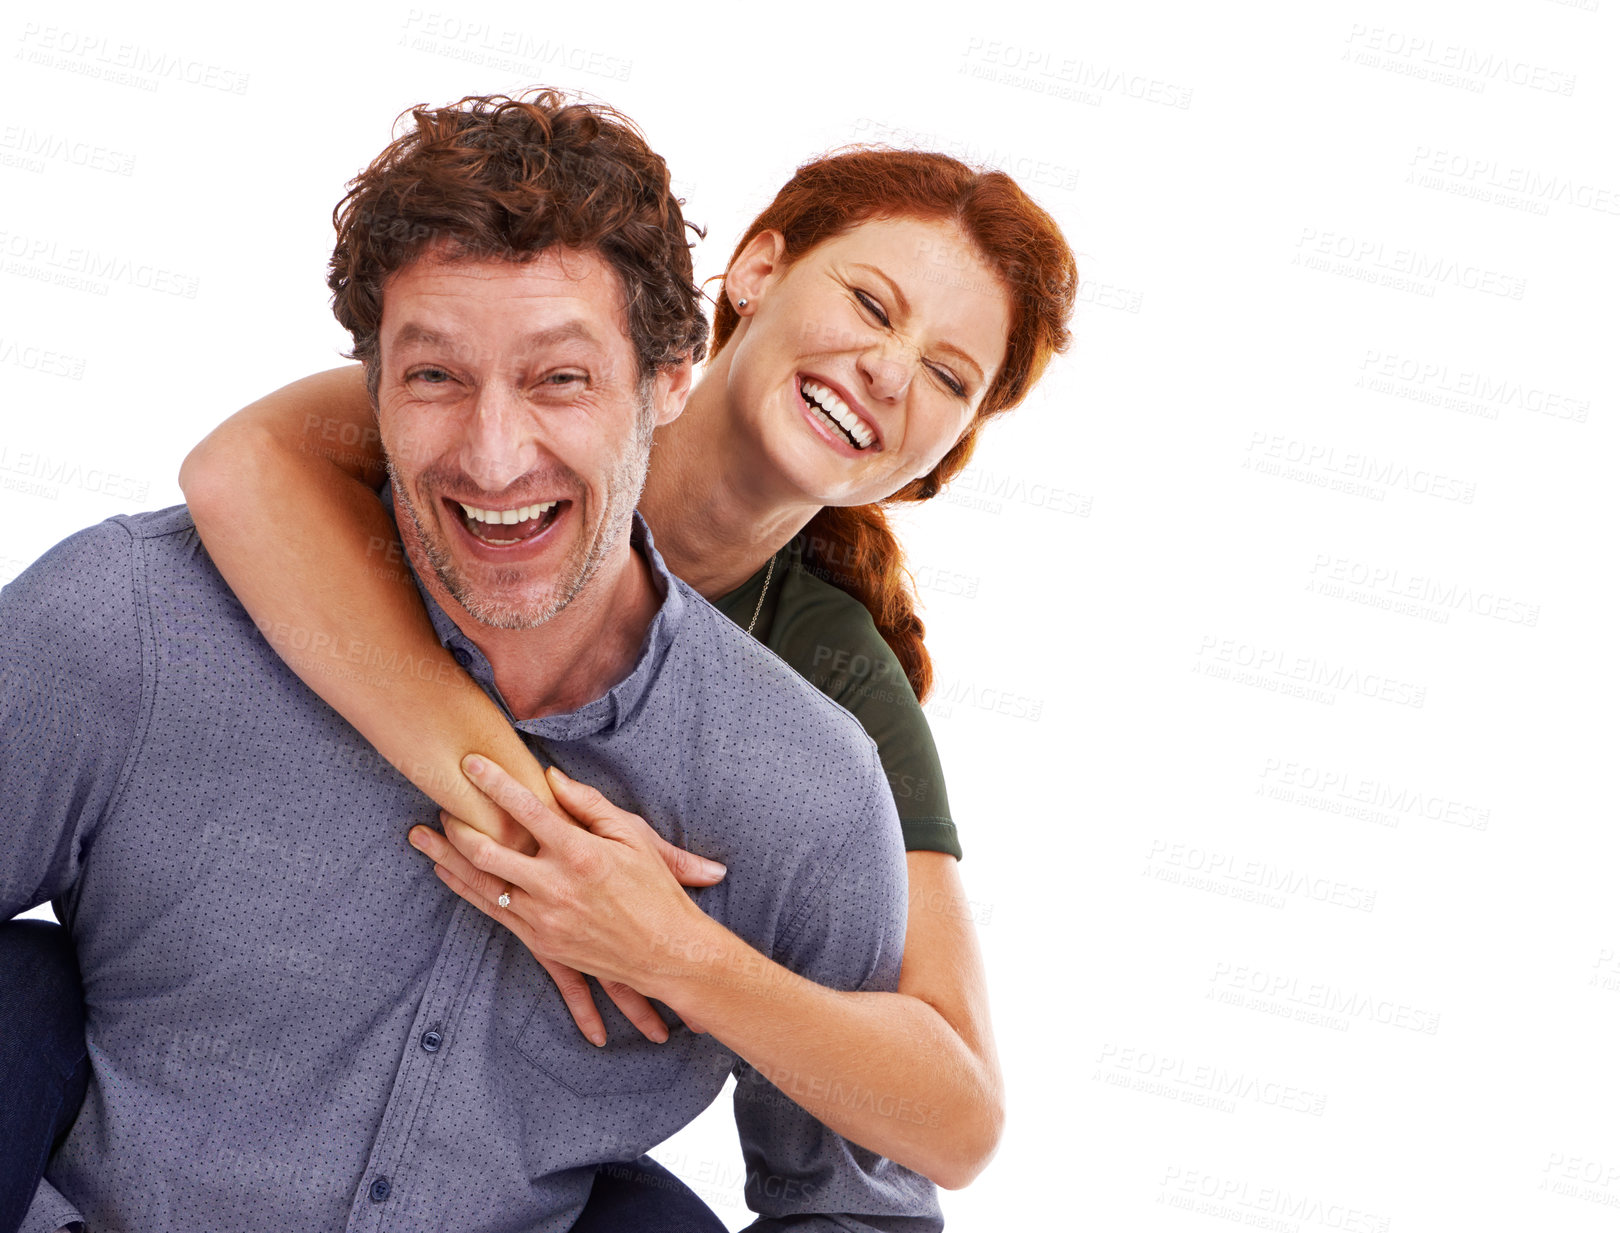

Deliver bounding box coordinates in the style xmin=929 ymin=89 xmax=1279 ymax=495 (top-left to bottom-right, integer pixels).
xmin=388 ymin=393 xmax=656 ymax=632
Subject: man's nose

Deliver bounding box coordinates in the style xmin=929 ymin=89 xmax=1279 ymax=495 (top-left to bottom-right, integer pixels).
xmin=857 ymin=339 xmax=915 ymax=402
xmin=459 ymin=386 xmax=539 ymax=494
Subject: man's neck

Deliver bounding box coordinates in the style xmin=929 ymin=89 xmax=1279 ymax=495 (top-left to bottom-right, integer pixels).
xmin=639 ymin=350 xmax=820 ymax=600
xmin=410 ymin=529 xmax=663 ymax=722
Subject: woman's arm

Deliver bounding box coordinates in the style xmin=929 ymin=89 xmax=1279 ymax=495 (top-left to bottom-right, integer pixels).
xmin=688 ymin=850 xmax=1002 ymax=1190
xmin=178 ymin=367 xmax=722 ymax=1043
xmin=178 ymin=367 xmax=545 ymax=839
xmin=424 ymin=759 xmax=1005 ymax=1189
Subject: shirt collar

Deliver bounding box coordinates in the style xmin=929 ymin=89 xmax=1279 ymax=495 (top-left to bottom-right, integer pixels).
xmin=380 ymin=485 xmax=685 ymax=740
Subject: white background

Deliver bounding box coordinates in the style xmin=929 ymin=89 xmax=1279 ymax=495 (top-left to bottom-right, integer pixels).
xmin=3 ymin=0 xmax=1617 ymax=1228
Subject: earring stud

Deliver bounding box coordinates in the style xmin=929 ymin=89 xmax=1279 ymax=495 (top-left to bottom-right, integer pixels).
xmin=737 ymin=298 xmax=748 ymax=309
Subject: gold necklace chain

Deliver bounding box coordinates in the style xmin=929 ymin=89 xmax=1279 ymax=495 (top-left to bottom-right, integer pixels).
xmin=745 ymin=554 xmax=777 ymax=637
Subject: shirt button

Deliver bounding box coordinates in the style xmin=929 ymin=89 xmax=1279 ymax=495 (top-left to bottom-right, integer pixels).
xmin=452 ymin=649 xmax=472 ymax=666
xmin=369 ymin=1177 xmax=391 ymax=1203
xmin=420 ymin=1029 xmax=443 ymax=1053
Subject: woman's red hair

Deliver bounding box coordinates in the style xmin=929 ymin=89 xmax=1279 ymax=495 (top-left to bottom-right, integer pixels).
xmin=711 ymin=149 xmax=1077 ymax=701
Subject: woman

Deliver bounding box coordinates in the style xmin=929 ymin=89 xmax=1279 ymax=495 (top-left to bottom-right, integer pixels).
xmin=2 ymin=145 xmax=1075 ymax=1230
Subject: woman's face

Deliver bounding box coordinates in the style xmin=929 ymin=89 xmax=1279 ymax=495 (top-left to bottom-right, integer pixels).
xmin=722 ymin=216 xmax=1013 ymax=508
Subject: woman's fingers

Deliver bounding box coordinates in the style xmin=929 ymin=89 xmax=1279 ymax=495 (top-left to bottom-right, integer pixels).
xmin=440 ymin=813 xmax=542 ymax=892
xmin=418 ymin=819 xmax=521 ymax=907
xmin=546 ymin=765 xmax=727 ymax=887
xmin=410 ymin=824 xmax=481 ymax=884
xmin=428 ymin=858 xmax=609 ymax=1047
xmin=462 ymin=755 xmax=580 ymax=852
xmin=599 ymin=980 xmax=670 ymax=1044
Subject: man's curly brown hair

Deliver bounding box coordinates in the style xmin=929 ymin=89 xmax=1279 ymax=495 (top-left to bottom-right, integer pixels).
xmin=328 ymin=89 xmax=708 ymax=402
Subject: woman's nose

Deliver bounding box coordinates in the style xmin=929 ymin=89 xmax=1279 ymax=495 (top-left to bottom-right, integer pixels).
xmin=857 ymin=340 xmax=915 ymax=402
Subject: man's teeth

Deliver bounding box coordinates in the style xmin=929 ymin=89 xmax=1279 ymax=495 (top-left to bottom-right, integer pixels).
xmin=458 ymin=501 xmax=557 ymax=525
xmin=801 ymin=380 xmax=874 ymax=449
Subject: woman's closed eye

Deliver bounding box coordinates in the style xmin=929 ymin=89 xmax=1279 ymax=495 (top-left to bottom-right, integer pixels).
xmin=853 ymin=288 xmax=891 ymax=329
xmin=927 ymin=364 xmax=967 ymax=398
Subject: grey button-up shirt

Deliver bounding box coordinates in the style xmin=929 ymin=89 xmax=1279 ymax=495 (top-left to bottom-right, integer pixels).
xmin=1 ymin=501 xmax=939 ymax=1232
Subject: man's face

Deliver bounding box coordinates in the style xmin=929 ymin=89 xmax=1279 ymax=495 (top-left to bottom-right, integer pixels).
xmin=374 ymin=244 xmax=684 ymax=629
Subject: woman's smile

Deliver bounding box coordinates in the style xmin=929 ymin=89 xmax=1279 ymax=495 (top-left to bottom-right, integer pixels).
xmin=796 ymin=372 xmax=880 ymax=453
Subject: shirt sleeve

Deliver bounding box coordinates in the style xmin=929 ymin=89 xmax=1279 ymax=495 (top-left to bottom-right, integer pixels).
xmin=0 ymin=520 xmax=145 ymax=920
xmin=18 ymin=1175 xmax=83 ymax=1233
xmin=730 ymin=745 xmax=942 ymax=1232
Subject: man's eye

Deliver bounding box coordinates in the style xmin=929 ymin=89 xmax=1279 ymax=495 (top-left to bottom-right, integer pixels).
xmin=853 ymin=290 xmax=891 ymax=328
xmin=409 ymin=367 xmax=452 ymax=385
xmin=541 ymin=372 xmax=586 ymax=388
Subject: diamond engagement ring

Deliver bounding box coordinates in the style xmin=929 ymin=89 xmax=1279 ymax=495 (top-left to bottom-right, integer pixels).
xmin=497 ymin=890 xmax=511 ymax=909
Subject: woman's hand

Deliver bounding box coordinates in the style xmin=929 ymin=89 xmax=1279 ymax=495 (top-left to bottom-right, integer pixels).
xmin=407 ymin=755 xmax=725 ymax=1046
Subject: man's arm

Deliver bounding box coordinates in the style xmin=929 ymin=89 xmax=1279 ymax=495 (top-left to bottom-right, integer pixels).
xmin=1 ymin=519 xmax=145 ymax=919
xmin=2 ymin=520 xmax=146 ymax=1233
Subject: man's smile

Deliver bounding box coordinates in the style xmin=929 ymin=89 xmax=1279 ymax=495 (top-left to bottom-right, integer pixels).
xmin=443 ymin=496 xmax=571 ymax=554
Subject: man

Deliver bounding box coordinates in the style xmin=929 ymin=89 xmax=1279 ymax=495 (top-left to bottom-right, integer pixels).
xmin=0 ymin=90 xmax=938 ymax=1232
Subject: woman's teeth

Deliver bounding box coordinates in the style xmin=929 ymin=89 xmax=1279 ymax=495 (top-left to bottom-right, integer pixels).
xmin=457 ymin=500 xmax=558 ymax=545
xmin=801 ymin=380 xmax=874 ymax=450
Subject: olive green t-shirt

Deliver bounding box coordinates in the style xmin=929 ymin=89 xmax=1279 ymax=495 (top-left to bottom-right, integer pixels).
xmin=713 ymin=535 xmax=961 ymax=860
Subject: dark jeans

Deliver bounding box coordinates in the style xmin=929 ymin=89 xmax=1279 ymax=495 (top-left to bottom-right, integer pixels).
xmin=0 ymin=920 xmax=91 ymax=1233
xmin=0 ymin=920 xmax=725 ymax=1233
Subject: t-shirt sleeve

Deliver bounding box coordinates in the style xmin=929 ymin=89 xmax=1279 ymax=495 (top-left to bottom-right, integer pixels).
xmin=729 ymin=746 xmax=941 ymax=1231
xmin=772 ymin=591 xmax=961 ymax=861
xmin=0 ymin=520 xmax=145 ymax=920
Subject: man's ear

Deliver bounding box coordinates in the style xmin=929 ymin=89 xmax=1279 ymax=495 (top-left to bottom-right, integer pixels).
xmin=723 ymin=229 xmax=788 ymax=313
xmin=651 ymin=356 xmax=694 ymax=428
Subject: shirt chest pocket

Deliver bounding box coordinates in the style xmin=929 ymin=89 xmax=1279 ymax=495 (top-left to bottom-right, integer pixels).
xmin=514 ymin=986 xmax=700 ymax=1097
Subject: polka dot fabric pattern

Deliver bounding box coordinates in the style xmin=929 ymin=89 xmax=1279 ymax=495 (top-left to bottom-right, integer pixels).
xmin=0 ymin=507 xmax=940 ymax=1233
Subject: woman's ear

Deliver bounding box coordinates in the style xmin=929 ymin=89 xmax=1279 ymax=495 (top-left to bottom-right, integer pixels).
xmin=723 ymin=229 xmax=788 ymax=315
